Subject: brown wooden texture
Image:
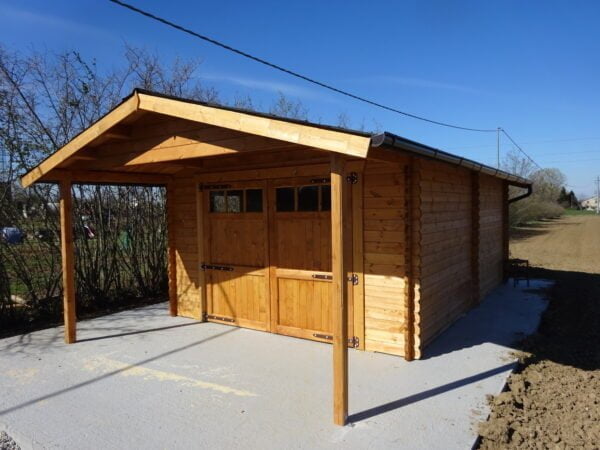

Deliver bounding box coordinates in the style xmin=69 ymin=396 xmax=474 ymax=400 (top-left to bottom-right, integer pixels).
xmin=166 ymin=183 xmax=178 ymax=316
xmin=330 ymin=153 xmax=348 ymax=426
xmin=269 ymin=177 xmax=334 ymax=338
xmin=171 ymin=177 xmax=203 ymax=319
xmin=351 ymin=162 xmax=366 ymax=350
xmin=204 ymin=181 xmax=269 ymax=328
xmin=362 ymin=159 xmax=409 ymax=356
xmin=479 ymin=175 xmax=504 ymax=298
xmin=59 ymin=179 xmax=76 ymax=343
xmin=418 ymin=160 xmax=473 ymax=348
xmin=502 ymin=180 xmax=510 ymax=281
xmin=410 ymin=158 xmax=423 ymax=359
xmin=471 ymin=172 xmax=481 ymax=306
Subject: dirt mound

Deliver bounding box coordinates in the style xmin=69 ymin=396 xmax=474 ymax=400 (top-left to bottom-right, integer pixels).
xmin=478 ymin=216 xmax=600 ymax=449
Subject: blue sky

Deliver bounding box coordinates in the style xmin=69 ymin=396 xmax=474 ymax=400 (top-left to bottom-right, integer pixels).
xmin=1 ymin=0 xmax=599 ymax=197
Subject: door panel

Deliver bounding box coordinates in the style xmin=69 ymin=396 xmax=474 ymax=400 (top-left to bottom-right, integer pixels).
xmin=269 ymin=177 xmax=352 ymax=343
xmin=204 ymin=181 xmax=269 ymax=330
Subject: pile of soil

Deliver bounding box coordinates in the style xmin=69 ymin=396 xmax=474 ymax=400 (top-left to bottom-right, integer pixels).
xmin=0 ymin=431 xmax=20 ymax=450
xmin=478 ymin=216 xmax=600 ymax=448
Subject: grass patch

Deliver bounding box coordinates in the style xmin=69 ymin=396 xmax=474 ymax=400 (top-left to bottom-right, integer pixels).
xmin=563 ymin=209 xmax=597 ymax=216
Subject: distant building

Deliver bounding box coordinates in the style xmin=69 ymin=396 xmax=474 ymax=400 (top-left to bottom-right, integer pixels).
xmin=581 ymin=197 xmax=598 ymax=210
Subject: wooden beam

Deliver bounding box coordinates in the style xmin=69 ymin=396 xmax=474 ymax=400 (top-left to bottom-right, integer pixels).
xmin=331 ymin=153 xmax=349 ymax=426
xmin=75 ymin=136 xmax=300 ymax=171
xmin=351 ymin=162 xmax=365 ymax=351
xmin=471 ymin=172 xmax=481 ymax=305
xmin=59 ymin=179 xmax=76 ymax=344
xmin=21 ymin=94 xmax=140 ymax=187
xmin=166 ymin=182 xmax=178 ymax=317
xmin=138 ymin=93 xmax=371 ymax=158
xmin=40 ymin=169 xmax=171 ymax=186
xmin=194 ymin=177 xmax=207 ymax=321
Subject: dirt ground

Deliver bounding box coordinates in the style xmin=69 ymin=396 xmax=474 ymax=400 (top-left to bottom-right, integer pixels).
xmin=478 ymin=215 xmax=600 ymax=449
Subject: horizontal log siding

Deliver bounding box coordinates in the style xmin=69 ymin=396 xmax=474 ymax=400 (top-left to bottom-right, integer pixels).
xmin=362 ymin=160 xmax=408 ymax=356
xmin=172 ymin=177 xmax=202 ymax=319
xmin=418 ymin=160 xmax=473 ymax=348
xmin=478 ymin=174 xmax=504 ymax=299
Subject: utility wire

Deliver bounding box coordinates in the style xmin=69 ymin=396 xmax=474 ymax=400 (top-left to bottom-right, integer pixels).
xmin=500 ymin=128 xmax=543 ymax=171
xmin=108 ymin=0 xmax=498 ymax=133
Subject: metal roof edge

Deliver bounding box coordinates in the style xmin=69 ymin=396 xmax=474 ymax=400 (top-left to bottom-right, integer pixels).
xmin=371 ymin=132 xmax=531 ymax=187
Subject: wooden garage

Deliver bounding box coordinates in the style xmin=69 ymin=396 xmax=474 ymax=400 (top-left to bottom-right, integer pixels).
xmin=21 ymin=89 xmax=531 ymax=425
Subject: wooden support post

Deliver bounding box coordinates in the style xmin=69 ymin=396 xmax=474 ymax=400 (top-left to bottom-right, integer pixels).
xmin=331 ymin=153 xmax=349 ymax=426
xmin=471 ymin=172 xmax=481 ymax=305
xmin=59 ymin=179 xmax=76 ymax=344
xmin=166 ymin=182 xmax=178 ymax=317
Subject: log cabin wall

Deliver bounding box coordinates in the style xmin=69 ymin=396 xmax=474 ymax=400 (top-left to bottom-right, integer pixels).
xmin=362 ymin=159 xmax=409 ymax=357
xmin=478 ymin=174 xmax=504 ymax=299
xmin=171 ymin=176 xmax=203 ymax=319
xmin=418 ymin=160 xmax=473 ymax=349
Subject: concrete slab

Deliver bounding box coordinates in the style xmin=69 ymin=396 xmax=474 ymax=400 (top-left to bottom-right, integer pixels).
xmin=0 ymin=280 xmax=549 ymax=450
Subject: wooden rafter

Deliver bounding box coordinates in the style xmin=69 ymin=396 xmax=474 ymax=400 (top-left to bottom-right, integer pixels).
xmin=21 ymin=94 xmax=140 ymax=187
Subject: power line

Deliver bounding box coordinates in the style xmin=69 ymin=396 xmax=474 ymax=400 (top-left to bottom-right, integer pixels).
xmin=108 ymin=0 xmax=498 ymax=133
xmin=500 ymin=129 xmax=543 ymax=171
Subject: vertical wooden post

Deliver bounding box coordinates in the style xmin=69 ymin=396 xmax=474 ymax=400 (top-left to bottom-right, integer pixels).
xmin=166 ymin=182 xmax=178 ymax=317
xmin=59 ymin=179 xmax=76 ymax=344
xmin=471 ymin=172 xmax=481 ymax=305
xmin=331 ymin=154 xmax=349 ymax=426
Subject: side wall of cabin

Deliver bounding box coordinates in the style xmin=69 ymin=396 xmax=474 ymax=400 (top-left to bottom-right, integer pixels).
xmin=361 ymin=158 xmax=411 ymax=357
xmin=417 ymin=160 xmax=473 ymax=349
xmin=478 ymin=175 xmax=504 ymax=299
xmin=414 ymin=162 xmax=507 ymax=355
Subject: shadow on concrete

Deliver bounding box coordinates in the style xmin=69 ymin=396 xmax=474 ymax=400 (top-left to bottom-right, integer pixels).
xmin=349 ymin=362 xmax=515 ymax=423
xmin=0 ymin=327 xmax=238 ymax=417
xmin=77 ymin=321 xmax=203 ymax=342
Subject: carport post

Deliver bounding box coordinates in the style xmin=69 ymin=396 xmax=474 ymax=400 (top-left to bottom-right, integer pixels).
xmin=330 ymin=154 xmax=349 ymax=426
xmin=59 ymin=178 xmax=76 ymax=344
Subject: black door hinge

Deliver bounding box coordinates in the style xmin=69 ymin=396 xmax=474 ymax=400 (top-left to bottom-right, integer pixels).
xmin=312 ymin=333 xmax=360 ymax=348
xmin=346 ymin=172 xmax=359 ymax=184
xmin=348 ymin=274 xmax=359 ymax=285
xmin=204 ymin=312 xmax=236 ymax=323
xmin=201 ymin=264 xmax=234 ymax=272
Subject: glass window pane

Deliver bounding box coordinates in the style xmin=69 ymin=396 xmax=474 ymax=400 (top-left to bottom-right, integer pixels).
xmin=321 ymin=185 xmax=331 ymax=211
xmin=298 ymin=185 xmax=319 ymax=211
xmin=276 ymin=187 xmax=295 ymax=212
xmin=210 ymin=191 xmax=226 ymax=212
xmin=227 ymin=190 xmax=244 ymax=213
xmin=245 ymin=189 xmax=263 ymax=212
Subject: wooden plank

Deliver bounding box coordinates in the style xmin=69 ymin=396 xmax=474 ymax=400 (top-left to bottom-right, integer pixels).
xmin=166 ymin=183 xmax=178 ymax=316
xmin=195 ymin=178 xmax=206 ymax=321
xmin=330 ymin=153 xmax=348 ymax=426
xmin=138 ymin=93 xmax=371 ymax=158
xmin=351 ymin=163 xmax=365 ymax=350
xmin=59 ymin=179 xmax=76 ymax=344
xmin=403 ymin=162 xmax=415 ymax=360
xmin=21 ymin=94 xmax=140 ymax=187
xmin=39 ymin=169 xmax=171 ymax=186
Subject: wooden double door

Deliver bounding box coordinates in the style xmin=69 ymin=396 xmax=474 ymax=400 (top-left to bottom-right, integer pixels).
xmin=202 ymin=176 xmax=353 ymax=343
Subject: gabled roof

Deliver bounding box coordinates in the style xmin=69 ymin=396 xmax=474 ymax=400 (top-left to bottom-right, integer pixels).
xmin=21 ymin=88 xmax=530 ymax=188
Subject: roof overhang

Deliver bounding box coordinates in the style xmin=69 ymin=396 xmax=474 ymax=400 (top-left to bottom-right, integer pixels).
xmin=21 ymin=90 xmax=372 ymax=187
xmin=20 ymin=89 xmax=530 ymax=189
